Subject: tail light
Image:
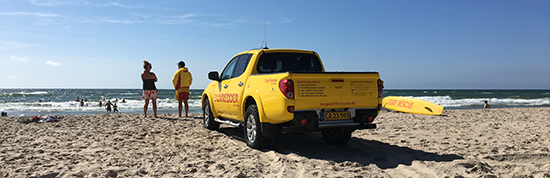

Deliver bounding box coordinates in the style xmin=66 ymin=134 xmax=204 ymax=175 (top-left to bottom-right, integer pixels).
xmin=301 ymin=118 xmax=308 ymax=125
xmin=367 ymin=116 xmax=375 ymax=123
xmin=377 ymin=79 xmax=384 ymax=98
xmin=287 ymin=106 xmax=294 ymax=113
xmin=279 ymin=79 xmax=294 ymax=99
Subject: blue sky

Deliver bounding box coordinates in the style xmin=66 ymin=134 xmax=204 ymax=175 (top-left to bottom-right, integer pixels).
xmin=1 ymin=0 xmax=549 ymax=89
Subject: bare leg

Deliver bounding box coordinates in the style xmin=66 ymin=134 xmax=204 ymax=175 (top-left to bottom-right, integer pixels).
xmin=144 ymin=99 xmax=149 ymax=117
xmin=152 ymin=97 xmax=158 ymax=117
xmin=184 ymin=100 xmax=189 ymax=117
xmin=178 ymin=100 xmax=183 ymax=117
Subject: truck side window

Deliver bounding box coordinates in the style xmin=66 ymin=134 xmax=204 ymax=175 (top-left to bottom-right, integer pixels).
xmin=220 ymin=54 xmax=252 ymax=80
xmin=233 ymin=54 xmax=251 ymax=78
xmin=221 ymin=56 xmax=239 ymax=80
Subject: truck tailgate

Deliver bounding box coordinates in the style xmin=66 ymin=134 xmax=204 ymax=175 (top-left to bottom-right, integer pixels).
xmin=292 ymin=72 xmax=381 ymax=110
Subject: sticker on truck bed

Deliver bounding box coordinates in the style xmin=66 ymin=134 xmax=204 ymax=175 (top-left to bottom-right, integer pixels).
xmin=296 ymin=80 xmax=327 ymax=98
xmin=350 ymin=80 xmax=374 ymax=97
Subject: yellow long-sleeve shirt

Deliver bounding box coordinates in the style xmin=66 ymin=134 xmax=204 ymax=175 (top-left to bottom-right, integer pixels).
xmin=172 ymin=67 xmax=193 ymax=93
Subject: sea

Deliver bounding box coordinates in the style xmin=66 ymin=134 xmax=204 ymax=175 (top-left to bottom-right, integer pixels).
xmin=1 ymin=89 xmax=549 ymax=116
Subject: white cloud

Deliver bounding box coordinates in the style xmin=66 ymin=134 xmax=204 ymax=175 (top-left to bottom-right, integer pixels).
xmin=132 ymin=13 xmax=150 ymax=19
xmin=0 ymin=41 xmax=31 ymax=50
xmin=29 ymin=0 xmax=89 ymax=7
xmin=0 ymin=11 xmax=62 ymax=17
xmin=38 ymin=18 xmax=63 ymax=25
xmin=101 ymin=18 xmax=142 ymax=24
xmin=10 ymin=56 xmax=30 ymax=62
xmin=104 ymin=2 xmax=143 ymax=9
xmin=158 ymin=13 xmax=195 ymax=24
xmin=45 ymin=60 xmax=61 ymax=66
xmin=276 ymin=18 xmax=292 ymax=24
xmin=0 ymin=11 xmax=64 ymax=26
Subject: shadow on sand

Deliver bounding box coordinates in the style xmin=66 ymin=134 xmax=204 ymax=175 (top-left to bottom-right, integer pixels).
xmin=218 ymin=127 xmax=463 ymax=169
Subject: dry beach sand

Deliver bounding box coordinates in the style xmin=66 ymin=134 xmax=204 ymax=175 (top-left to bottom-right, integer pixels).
xmin=1 ymin=107 xmax=550 ymax=178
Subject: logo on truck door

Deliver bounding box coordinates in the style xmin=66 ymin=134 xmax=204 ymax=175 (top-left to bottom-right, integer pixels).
xmin=265 ymin=78 xmax=278 ymax=83
xmin=214 ymin=93 xmax=239 ymax=103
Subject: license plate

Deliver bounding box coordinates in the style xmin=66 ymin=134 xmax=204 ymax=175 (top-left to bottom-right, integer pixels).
xmin=322 ymin=111 xmax=351 ymax=120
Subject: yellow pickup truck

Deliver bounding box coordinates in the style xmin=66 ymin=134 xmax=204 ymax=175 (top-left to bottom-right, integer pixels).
xmin=202 ymin=48 xmax=383 ymax=149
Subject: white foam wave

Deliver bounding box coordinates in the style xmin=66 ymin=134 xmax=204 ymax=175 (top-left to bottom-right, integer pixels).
xmin=0 ymin=98 xmax=203 ymax=115
xmin=2 ymin=91 xmax=49 ymax=96
xmin=412 ymin=96 xmax=550 ymax=108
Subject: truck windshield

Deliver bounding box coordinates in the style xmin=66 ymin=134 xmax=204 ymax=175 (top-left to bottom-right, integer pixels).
xmin=257 ymin=53 xmax=322 ymax=73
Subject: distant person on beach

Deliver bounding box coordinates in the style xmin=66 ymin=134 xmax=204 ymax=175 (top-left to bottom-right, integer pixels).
xmin=80 ymin=99 xmax=85 ymax=107
xmin=75 ymin=97 xmax=79 ymax=102
xmin=113 ymin=103 xmax=119 ymax=112
xmin=1 ymin=112 xmax=7 ymax=117
xmin=484 ymin=100 xmax=491 ymax=109
xmin=142 ymin=60 xmax=158 ymax=117
xmin=172 ymin=61 xmax=193 ymax=117
xmin=99 ymin=101 xmax=102 ymax=107
xmin=106 ymin=100 xmax=112 ymax=112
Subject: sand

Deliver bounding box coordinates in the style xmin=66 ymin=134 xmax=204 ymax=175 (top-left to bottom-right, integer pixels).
xmin=1 ymin=107 xmax=550 ymax=178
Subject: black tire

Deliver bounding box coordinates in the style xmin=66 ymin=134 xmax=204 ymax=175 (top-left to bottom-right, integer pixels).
xmin=321 ymin=128 xmax=353 ymax=145
xmin=244 ymin=104 xmax=271 ymax=149
xmin=203 ymin=99 xmax=219 ymax=130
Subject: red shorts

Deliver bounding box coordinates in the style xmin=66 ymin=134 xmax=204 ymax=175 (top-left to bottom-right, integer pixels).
xmin=176 ymin=91 xmax=189 ymax=101
xmin=142 ymin=90 xmax=158 ymax=100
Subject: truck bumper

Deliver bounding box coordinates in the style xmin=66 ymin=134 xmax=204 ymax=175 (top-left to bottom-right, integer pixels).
xmin=260 ymin=109 xmax=379 ymax=137
xmin=280 ymin=122 xmax=376 ymax=134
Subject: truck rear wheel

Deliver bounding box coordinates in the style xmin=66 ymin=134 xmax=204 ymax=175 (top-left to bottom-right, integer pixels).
xmin=244 ymin=104 xmax=271 ymax=149
xmin=321 ymin=128 xmax=352 ymax=145
xmin=203 ymin=99 xmax=219 ymax=130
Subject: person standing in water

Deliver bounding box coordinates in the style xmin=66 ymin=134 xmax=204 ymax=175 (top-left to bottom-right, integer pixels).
xmin=172 ymin=61 xmax=193 ymax=117
xmin=142 ymin=60 xmax=158 ymax=117
xmin=484 ymin=100 xmax=491 ymax=109
xmin=106 ymin=100 xmax=112 ymax=112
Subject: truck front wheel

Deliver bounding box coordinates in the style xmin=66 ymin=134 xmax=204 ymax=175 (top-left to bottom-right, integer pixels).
xmin=321 ymin=128 xmax=353 ymax=145
xmin=203 ymin=99 xmax=220 ymax=130
xmin=244 ymin=104 xmax=271 ymax=149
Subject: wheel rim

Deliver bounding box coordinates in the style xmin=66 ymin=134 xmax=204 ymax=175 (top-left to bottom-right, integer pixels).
xmin=203 ymin=104 xmax=210 ymax=126
xmin=246 ymin=114 xmax=256 ymax=143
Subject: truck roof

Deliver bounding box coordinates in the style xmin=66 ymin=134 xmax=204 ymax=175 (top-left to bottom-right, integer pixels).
xmin=240 ymin=48 xmax=317 ymax=55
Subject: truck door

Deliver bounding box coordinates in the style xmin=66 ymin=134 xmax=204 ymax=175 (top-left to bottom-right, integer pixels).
xmin=216 ymin=54 xmax=251 ymax=120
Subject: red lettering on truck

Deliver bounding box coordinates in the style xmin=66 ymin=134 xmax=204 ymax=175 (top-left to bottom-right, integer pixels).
xmin=214 ymin=93 xmax=239 ymax=103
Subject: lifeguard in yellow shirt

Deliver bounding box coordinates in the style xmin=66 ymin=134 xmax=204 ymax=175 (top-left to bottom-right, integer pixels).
xmin=172 ymin=61 xmax=193 ymax=117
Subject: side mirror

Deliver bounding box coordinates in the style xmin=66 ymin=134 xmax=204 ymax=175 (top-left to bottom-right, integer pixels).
xmin=208 ymin=71 xmax=220 ymax=81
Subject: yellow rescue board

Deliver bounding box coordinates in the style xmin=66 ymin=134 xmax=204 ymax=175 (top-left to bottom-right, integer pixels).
xmin=382 ymin=96 xmax=444 ymax=115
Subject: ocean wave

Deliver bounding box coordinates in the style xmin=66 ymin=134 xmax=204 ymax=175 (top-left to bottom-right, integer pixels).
xmin=0 ymin=97 xmax=203 ymax=115
xmin=1 ymin=91 xmax=49 ymax=97
xmin=413 ymin=96 xmax=550 ymax=108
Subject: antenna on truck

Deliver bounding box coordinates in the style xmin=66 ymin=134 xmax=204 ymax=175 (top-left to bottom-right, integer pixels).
xmin=261 ymin=21 xmax=269 ymax=49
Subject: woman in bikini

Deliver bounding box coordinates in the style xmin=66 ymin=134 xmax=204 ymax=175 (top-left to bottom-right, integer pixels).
xmin=142 ymin=60 xmax=158 ymax=117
